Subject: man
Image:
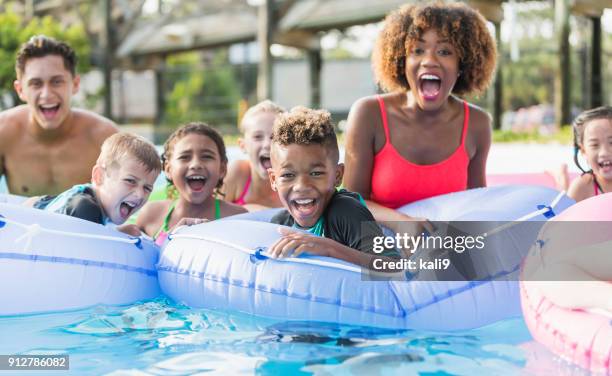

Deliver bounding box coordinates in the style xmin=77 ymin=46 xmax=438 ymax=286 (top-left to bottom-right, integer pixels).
xmin=0 ymin=35 xmax=117 ymax=196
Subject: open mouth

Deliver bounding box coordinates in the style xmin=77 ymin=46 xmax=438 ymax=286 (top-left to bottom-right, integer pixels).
xmin=39 ymin=104 xmax=60 ymax=119
xmin=186 ymin=175 xmax=207 ymax=192
xmin=259 ymin=155 xmax=272 ymax=170
xmin=598 ymin=160 xmax=612 ymax=171
xmin=419 ymin=74 xmax=441 ymax=101
xmin=290 ymin=198 xmax=318 ymax=223
xmin=119 ymin=201 xmax=138 ymax=219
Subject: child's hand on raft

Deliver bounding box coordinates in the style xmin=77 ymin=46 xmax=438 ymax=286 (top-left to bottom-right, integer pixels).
xmin=117 ymin=224 xmax=142 ymax=237
xmin=268 ymin=227 xmax=332 ymax=259
xmin=170 ymin=217 xmax=208 ymax=233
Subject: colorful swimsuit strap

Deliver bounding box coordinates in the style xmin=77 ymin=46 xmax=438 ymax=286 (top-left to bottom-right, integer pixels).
xmin=214 ymin=197 xmax=221 ymax=219
xmin=155 ymin=197 xmax=220 ymax=235
xmin=376 ymin=97 xmax=470 ymax=148
xmin=293 ymin=216 xmax=325 ymax=237
xmin=154 ymin=198 xmax=219 ymax=246
xmin=154 ymin=200 xmax=177 ymax=240
xmin=233 ymin=172 xmax=252 ymax=205
xmin=586 ymin=170 xmax=604 ymax=196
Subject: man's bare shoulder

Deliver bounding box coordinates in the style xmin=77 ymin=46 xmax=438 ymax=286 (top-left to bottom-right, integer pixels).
xmin=71 ymin=108 xmax=118 ymax=142
xmin=0 ymin=106 xmax=29 ymax=139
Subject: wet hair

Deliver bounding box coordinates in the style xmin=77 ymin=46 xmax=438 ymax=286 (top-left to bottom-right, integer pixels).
xmin=239 ymin=100 xmax=286 ymax=132
xmin=272 ymin=106 xmax=339 ymax=163
xmin=372 ymin=2 xmax=497 ymax=95
xmin=572 ymin=106 xmax=612 ymax=190
xmin=162 ymin=122 xmax=228 ymax=196
xmin=97 ymin=132 xmax=161 ymax=174
xmin=16 ymin=35 xmax=77 ymax=79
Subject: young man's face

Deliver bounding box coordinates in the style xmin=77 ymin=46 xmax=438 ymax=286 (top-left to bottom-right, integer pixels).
xmin=269 ymin=143 xmax=343 ymax=228
xmin=14 ymin=55 xmax=80 ymax=131
xmin=94 ymin=157 xmax=158 ymax=225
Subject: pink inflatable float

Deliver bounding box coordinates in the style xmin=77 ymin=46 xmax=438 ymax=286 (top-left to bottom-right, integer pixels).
xmin=488 ymin=172 xmax=578 ymax=189
xmin=521 ymin=193 xmax=612 ymax=374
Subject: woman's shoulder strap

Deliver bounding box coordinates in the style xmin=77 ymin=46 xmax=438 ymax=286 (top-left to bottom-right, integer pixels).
xmin=376 ymin=96 xmax=391 ymax=143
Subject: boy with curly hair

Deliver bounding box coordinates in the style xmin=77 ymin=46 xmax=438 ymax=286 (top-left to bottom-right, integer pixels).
xmin=267 ymin=106 xmax=396 ymax=266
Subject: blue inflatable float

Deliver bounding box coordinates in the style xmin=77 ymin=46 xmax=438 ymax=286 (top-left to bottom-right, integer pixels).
xmin=158 ymin=185 xmax=574 ymax=331
xmin=0 ymin=203 xmax=160 ymax=316
xmin=0 ymin=193 xmax=27 ymax=205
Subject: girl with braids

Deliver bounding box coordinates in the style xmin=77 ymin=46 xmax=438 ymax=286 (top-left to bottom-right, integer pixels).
xmin=344 ymin=2 xmax=496 ymax=223
xmin=136 ymin=122 xmax=246 ymax=245
xmin=567 ymin=106 xmax=612 ymax=202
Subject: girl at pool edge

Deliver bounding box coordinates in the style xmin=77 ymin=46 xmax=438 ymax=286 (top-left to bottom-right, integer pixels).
xmin=222 ymin=100 xmax=284 ymax=211
xmin=136 ymin=122 xmax=246 ymax=245
xmin=566 ymin=106 xmax=612 ymax=201
xmin=344 ymin=2 xmax=496 ymax=226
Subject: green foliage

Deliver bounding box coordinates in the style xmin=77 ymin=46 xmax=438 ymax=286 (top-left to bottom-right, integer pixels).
xmin=163 ymin=50 xmax=240 ymax=129
xmin=503 ymin=51 xmax=556 ymax=110
xmin=499 ymin=5 xmax=594 ymax=112
xmin=493 ymin=126 xmax=572 ymax=144
xmin=0 ymin=10 xmax=89 ymax=104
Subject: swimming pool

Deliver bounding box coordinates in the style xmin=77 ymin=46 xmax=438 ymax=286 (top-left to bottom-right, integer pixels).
xmin=0 ymin=144 xmax=577 ymax=374
xmin=0 ymin=296 xmax=575 ymax=375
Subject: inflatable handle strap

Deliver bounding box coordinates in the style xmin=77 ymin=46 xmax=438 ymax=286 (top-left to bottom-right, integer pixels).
xmin=171 ymin=233 xmax=363 ymax=274
xmin=0 ymin=215 xmax=143 ymax=249
xmin=250 ymin=247 xmax=269 ymax=264
xmin=536 ymin=204 xmax=555 ymax=218
xmin=483 ymin=191 xmax=566 ymax=237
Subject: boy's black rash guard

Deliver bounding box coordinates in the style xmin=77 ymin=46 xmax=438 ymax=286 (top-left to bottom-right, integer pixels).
xmin=33 ymin=185 xmax=106 ymax=224
xmin=271 ymin=190 xmax=398 ymax=257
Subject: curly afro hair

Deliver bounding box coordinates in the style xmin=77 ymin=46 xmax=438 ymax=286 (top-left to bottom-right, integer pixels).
xmin=273 ymin=106 xmax=339 ymax=163
xmin=372 ymin=2 xmax=497 ymax=95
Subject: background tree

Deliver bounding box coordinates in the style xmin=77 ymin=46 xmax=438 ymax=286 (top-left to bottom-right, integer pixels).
xmin=163 ymin=50 xmax=241 ymax=129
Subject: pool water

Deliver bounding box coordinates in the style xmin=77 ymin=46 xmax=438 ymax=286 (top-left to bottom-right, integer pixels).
xmin=0 ymin=296 xmax=580 ymax=375
xmin=0 ymin=144 xmax=581 ymax=374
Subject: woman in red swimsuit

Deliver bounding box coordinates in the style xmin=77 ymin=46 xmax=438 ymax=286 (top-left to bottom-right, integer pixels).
xmin=344 ymin=2 xmax=497 ymax=223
